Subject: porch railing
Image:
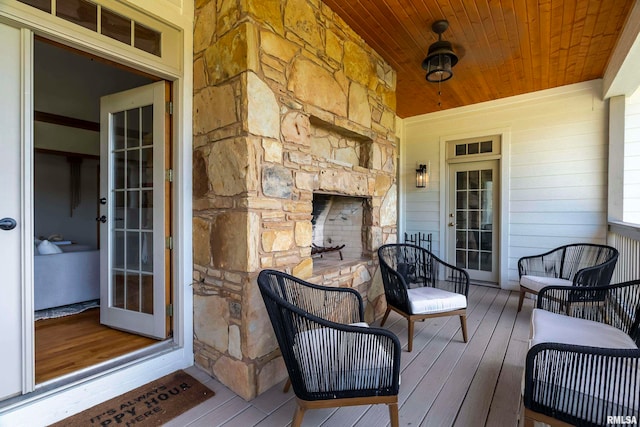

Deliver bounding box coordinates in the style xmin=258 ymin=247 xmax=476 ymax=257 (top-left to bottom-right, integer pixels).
xmin=607 ymin=221 xmax=640 ymax=283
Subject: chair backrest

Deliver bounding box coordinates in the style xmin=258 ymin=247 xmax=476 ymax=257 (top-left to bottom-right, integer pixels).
xmin=560 ymin=243 xmax=619 ymax=286
xmin=378 ymin=244 xmax=415 ymax=314
xmin=257 ymin=269 xmax=364 ymax=323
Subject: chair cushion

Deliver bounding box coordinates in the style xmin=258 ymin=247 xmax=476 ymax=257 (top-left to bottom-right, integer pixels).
xmin=527 ymin=309 xmax=640 ymax=419
xmin=520 ymin=275 xmax=572 ymax=293
xmin=530 ymin=308 xmax=637 ymax=349
xmin=293 ymin=324 xmax=395 ymax=393
xmin=407 ymin=286 xmax=466 ymax=315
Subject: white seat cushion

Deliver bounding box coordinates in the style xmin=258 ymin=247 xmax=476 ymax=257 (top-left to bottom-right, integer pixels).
xmin=520 ymin=275 xmax=572 ymax=293
xmin=407 ymin=286 xmax=466 ymax=315
xmin=293 ymin=323 xmax=395 ymax=393
xmin=527 ymin=309 xmax=639 ymax=418
xmin=530 ymin=308 xmax=637 ymax=349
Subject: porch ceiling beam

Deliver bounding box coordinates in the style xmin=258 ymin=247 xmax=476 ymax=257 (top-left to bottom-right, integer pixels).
xmin=603 ymin=0 xmax=640 ymax=98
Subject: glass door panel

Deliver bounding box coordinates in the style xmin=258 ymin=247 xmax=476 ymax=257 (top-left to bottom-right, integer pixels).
xmin=449 ymin=160 xmax=499 ymax=283
xmin=100 ymin=81 xmax=168 ymax=339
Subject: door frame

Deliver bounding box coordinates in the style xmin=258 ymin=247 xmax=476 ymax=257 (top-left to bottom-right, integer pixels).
xmin=439 ymin=128 xmax=511 ymax=288
xmin=0 ymin=1 xmax=193 ymax=424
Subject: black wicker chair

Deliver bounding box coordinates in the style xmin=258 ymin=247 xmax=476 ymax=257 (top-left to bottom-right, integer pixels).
xmin=523 ymin=280 xmax=640 ymax=427
xmin=257 ymin=269 xmax=401 ymax=427
xmin=517 ymin=243 xmax=619 ymax=312
xmin=378 ymin=244 xmax=469 ymax=352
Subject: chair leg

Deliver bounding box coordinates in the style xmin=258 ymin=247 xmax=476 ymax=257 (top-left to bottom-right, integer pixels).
xmin=517 ymin=290 xmax=526 ymax=312
xmin=388 ymin=402 xmax=399 ymax=427
xmin=523 ymin=414 xmax=534 ymax=427
xmin=407 ymin=319 xmax=414 ymax=352
xmin=380 ymin=307 xmax=391 ymax=326
xmin=291 ymin=403 xmax=305 ymax=427
xmin=459 ymin=315 xmax=468 ymax=343
xmin=283 ymin=378 xmax=291 ymax=393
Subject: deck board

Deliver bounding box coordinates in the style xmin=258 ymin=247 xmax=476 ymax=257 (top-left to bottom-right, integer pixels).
xmin=396 ymin=288 xmax=499 ymax=427
xmin=177 ymin=285 xmax=530 ymax=426
xmin=347 ymin=285 xmax=492 ymax=426
xmin=452 ymin=290 xmax=518 ymax=426
xmin=425 ymin=290 xmax=511 ymax=426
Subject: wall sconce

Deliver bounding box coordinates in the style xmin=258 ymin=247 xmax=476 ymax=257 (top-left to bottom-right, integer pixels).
xmin=416 ymin=163 xmax=429 ymax=188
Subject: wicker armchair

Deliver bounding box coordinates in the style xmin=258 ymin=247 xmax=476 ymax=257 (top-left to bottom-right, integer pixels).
xmin=523 ymin=280 xmax=640 ymax=427
xmin=257 ymin=269 xmax=401 ymax=427
xmin=517 ymin=243 xmax=619 ymax=312
xmin=378 ymin=244 xmax=469 ymax=352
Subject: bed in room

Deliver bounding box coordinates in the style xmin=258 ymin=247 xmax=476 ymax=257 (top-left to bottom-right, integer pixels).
xmin=34 ymin=242 xmax=100 ymax=311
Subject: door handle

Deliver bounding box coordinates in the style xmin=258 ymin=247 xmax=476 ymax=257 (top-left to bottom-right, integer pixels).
xmin=0 ymin=217 xmax=17 ymax=230
xmin=96 ymin=215 xmax=107 ymax=223
xmin=448 ymin=222 xmax=456 ymax=227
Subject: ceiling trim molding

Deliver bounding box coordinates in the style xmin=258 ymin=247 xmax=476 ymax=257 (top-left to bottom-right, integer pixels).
xmin=402 ymin=80 xmax=602 ymax=126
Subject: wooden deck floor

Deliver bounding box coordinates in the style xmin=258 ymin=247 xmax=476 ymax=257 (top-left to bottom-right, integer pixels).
xmin=168 ymin=285 xmax=533 ymax=427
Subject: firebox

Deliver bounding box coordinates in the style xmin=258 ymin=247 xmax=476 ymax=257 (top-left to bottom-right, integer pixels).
xmin=311 ymin=193 xmax=369 ymax=267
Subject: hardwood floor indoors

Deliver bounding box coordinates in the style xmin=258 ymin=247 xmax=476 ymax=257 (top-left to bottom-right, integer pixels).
xmin=163 ymin=285 xmax=532 ymax=427
xmin=35 ymin=308 xmax=156 ymax=383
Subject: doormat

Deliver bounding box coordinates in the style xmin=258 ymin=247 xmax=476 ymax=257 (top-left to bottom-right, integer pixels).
xmin=49 ymin=370 xmax=214 ymax=427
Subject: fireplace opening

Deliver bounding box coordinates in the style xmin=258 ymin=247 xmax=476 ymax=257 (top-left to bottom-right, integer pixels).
xmin=311 ymin=193 xmax=369 ymax=268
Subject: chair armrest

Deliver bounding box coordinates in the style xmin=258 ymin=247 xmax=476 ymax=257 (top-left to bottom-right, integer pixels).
xmin=524 ymin=343 xmax=640 ymax=426
xmin=430 ymin=255 xmax=469 ymax=297
xmin=537 ymin=280 xmax=640 ymax=340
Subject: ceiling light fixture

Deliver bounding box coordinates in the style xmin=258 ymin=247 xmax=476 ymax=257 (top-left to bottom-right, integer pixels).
xmin=422 ymin=20 xmax=458 ymax=83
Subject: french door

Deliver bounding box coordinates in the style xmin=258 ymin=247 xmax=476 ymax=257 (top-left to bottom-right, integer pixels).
xmin=99 ymin=81 xmax=171 ymax=339
xmin=448 ymin=160 xmax=500 ymax=284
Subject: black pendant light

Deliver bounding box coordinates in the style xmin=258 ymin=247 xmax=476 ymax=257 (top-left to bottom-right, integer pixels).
xmin=422 ymin=20 xmax=458 ymax=82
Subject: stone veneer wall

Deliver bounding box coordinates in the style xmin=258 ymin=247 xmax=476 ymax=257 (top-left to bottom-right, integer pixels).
xmin=192 ymin=0 xmax=398 ymax=400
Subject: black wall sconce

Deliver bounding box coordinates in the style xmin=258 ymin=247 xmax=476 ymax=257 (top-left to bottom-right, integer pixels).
xmin=416 ymin=163 xmax=429 ymax=188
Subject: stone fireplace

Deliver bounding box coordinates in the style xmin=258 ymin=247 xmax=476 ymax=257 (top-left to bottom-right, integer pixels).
xmin=192 ymin=0 xmax=398 ymax=400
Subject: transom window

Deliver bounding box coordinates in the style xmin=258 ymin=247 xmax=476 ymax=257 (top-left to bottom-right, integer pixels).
xmin=447 ymin=135 xmax=501 ymax=160
xmin=18 ymin=0 xmax=161 ymax=57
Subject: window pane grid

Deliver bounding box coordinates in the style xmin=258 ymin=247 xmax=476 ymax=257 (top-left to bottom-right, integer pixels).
xmin=455 ymin=168 xmax=493 ymax=272
xmin=111 ymin=106 xmax=154 ymax=314
xmin=18 ymin=0 xmax=161 ymax=57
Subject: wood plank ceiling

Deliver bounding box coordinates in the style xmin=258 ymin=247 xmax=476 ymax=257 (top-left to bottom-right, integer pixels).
xmin=322 ymin=0 xmax=635 ymax=118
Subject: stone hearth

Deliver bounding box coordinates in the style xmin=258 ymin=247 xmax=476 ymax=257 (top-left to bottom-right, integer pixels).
xmin=192 ymin=0 xmax=398 ymax=400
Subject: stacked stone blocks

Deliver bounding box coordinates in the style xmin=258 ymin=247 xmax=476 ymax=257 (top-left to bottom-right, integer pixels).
xmin=192 ymin=0 xmax=397 ymax=400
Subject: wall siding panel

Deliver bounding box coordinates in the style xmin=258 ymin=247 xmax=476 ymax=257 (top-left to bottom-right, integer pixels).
xmin=402 ymin=80 xmax=608 ymax=289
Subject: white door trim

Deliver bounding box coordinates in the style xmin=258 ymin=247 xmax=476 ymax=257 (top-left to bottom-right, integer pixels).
xmin=439 ymin=127 xmax=513 ymax=289
xmin=19 ymin=26 xmax=36 ymax=395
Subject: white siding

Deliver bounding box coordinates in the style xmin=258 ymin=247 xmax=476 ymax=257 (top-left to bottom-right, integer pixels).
xmin=401 ymin=80 xmax=608 ymax=289
xmin=624 ymin=89 xmax=640 ymax=223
